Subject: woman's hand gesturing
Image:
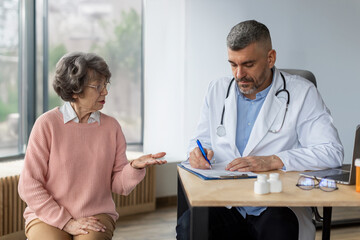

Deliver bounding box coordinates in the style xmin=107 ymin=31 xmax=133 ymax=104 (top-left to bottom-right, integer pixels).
xmin=130 ymin=152 xmax=167 ymax=169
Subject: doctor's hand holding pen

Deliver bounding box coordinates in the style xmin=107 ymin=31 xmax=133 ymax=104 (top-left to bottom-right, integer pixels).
xmin=189 ymin=140 xmax=214 ymax=169
xmin=225 ymin=155 xmax=284 ymax=172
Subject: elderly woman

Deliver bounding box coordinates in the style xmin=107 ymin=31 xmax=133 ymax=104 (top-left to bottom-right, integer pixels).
xmin=18 ymin=52 xmax=166 ymax=240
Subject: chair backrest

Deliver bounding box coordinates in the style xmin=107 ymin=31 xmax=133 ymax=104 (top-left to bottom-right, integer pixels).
xmin=280 ymin=69 xmax=317 ymax=88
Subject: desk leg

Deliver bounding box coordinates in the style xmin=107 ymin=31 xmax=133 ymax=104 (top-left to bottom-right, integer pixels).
xmin=178 ymin=173 xmax=209 ymax=240
xmin=177 ymin=174 xmax=189 ymax=220
xmin=190 ymin=207 xmax=208 ymax=240
xmin=322 ymin=207 xmax=332 ymax=240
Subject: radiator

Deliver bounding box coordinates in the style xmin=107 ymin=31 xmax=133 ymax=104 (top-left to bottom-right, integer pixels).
xmin=0 ymin=166 xmax=155 ymax=237
xmin=113 ymin=165 xmax=156 ymax=217
xmin=0 ymin=175 xmax=26 ymax=236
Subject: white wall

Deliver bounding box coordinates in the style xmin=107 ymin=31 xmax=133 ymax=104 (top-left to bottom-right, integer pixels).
xmin=145 ymin=0 xmax=360 ymax=196
xmin=143 ymin=0 xmax=187 ymax=163
xmin=144 ymin=0 xmax=186 ymax=197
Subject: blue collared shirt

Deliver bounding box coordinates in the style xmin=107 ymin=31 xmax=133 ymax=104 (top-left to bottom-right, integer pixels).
xmin=235 ymin=78 xmax=273 ymax=218
xmin=59 ymin=102 xmax=101 ymax=124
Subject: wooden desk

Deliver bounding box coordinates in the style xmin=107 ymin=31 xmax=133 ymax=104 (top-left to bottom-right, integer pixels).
xmin=177 ymin=166 xmax=360 ymax=240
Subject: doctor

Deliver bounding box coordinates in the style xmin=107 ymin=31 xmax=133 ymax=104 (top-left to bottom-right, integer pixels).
xmin=176 ymin=20 xmax=344 ymax=240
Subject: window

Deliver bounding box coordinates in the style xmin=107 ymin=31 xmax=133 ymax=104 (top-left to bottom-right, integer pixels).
xmin=46 ymin=0 xmax=143 ymax=144
xmin=0 ymin=0 xmax=21 ymax=158
xmin=0 ymin=0 xmax=143 ymax=160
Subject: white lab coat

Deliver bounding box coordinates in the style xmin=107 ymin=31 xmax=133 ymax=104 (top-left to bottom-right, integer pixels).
xmin=186 ymin=67 xmax=344 ymax=240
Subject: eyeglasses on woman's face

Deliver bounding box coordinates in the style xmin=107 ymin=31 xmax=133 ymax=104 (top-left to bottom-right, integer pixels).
xmin=296 ymin=176 xmax=338 ymax=192
xmin=86 ymin=83 xmax=109 ymax=93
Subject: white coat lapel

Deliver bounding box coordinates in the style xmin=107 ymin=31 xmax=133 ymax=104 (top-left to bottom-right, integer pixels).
xmin=223 ymin=82 xmax=239 ymax=156
xmin=243 ymin=69 xmax=285 ymax=156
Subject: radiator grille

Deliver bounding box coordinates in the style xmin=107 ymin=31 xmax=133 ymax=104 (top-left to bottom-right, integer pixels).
xmin=0 ymin=175 xmax=26 ymax=236
xmin=112 ymin=165 xmax=156 ymax=216
xmin=0 ymin=166 xmax=155 ymax=236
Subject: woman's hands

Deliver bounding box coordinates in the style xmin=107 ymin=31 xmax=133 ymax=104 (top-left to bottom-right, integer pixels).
xmin=63 ymin=217 xmax=106 ymax=235
xmin=130 ymin=152 xmax=167 ymax=169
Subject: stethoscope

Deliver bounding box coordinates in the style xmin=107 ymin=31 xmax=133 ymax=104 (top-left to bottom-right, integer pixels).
xmin=216 ymin=72 xmax=289 ymax=137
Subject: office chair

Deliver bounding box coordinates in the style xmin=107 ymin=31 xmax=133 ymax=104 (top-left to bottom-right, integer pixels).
xmin=280 ymin=69 xmax=317 ymax=87
xmin=280 ymin=68 xmax=323 ymax=224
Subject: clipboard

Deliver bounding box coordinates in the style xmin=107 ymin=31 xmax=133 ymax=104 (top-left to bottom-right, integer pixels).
xmin=178 ymin=163 xmax=257 ymax=180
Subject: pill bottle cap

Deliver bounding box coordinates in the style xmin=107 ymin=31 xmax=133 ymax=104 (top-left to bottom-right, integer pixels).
xmin=355 ymin=159 xmax=360 ymax=167
xmin=269 ymin=173 xmax=279 ymax=180
xmin=257 ymin=174 xmax=267 ymax=182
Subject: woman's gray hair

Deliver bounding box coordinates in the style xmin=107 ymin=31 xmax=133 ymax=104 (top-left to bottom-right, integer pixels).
xmin=226 ymin=20 xmax=272 ymax=51
xmin=53 ymin=52 xmax=111 ymax=102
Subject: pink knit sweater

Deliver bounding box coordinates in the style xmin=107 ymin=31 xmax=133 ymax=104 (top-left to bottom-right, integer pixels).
xmin=18 ymin=108 xmax=146 ymax=229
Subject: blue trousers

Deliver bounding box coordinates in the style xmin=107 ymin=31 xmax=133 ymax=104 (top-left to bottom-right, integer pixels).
xmin=176 ymin=207 xmax=299 ymax=240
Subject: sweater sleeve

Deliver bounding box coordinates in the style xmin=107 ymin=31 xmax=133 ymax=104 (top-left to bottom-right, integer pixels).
xmin=18 ymin=116 xmax=72 ymax=229
xmin=111 ymin=122 xmax=146 ymax=195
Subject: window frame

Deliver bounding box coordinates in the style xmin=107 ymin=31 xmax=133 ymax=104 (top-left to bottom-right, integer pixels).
xmin=0 ymin=0 xmax=35 ymax=161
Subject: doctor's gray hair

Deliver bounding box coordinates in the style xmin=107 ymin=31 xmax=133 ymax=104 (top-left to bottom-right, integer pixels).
xmin=226 ymin=20 xmax=272 ymax=51
xmin=53 ymin=52 xmax=111 ymax=102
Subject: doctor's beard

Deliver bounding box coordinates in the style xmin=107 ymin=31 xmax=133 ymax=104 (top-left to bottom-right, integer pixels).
xmin=236 ymin=76 xmax=266 ymax=95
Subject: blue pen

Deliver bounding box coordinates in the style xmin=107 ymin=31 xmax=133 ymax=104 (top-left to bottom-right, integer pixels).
xmin=196 ymin=139 xmax=212 ymax=168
